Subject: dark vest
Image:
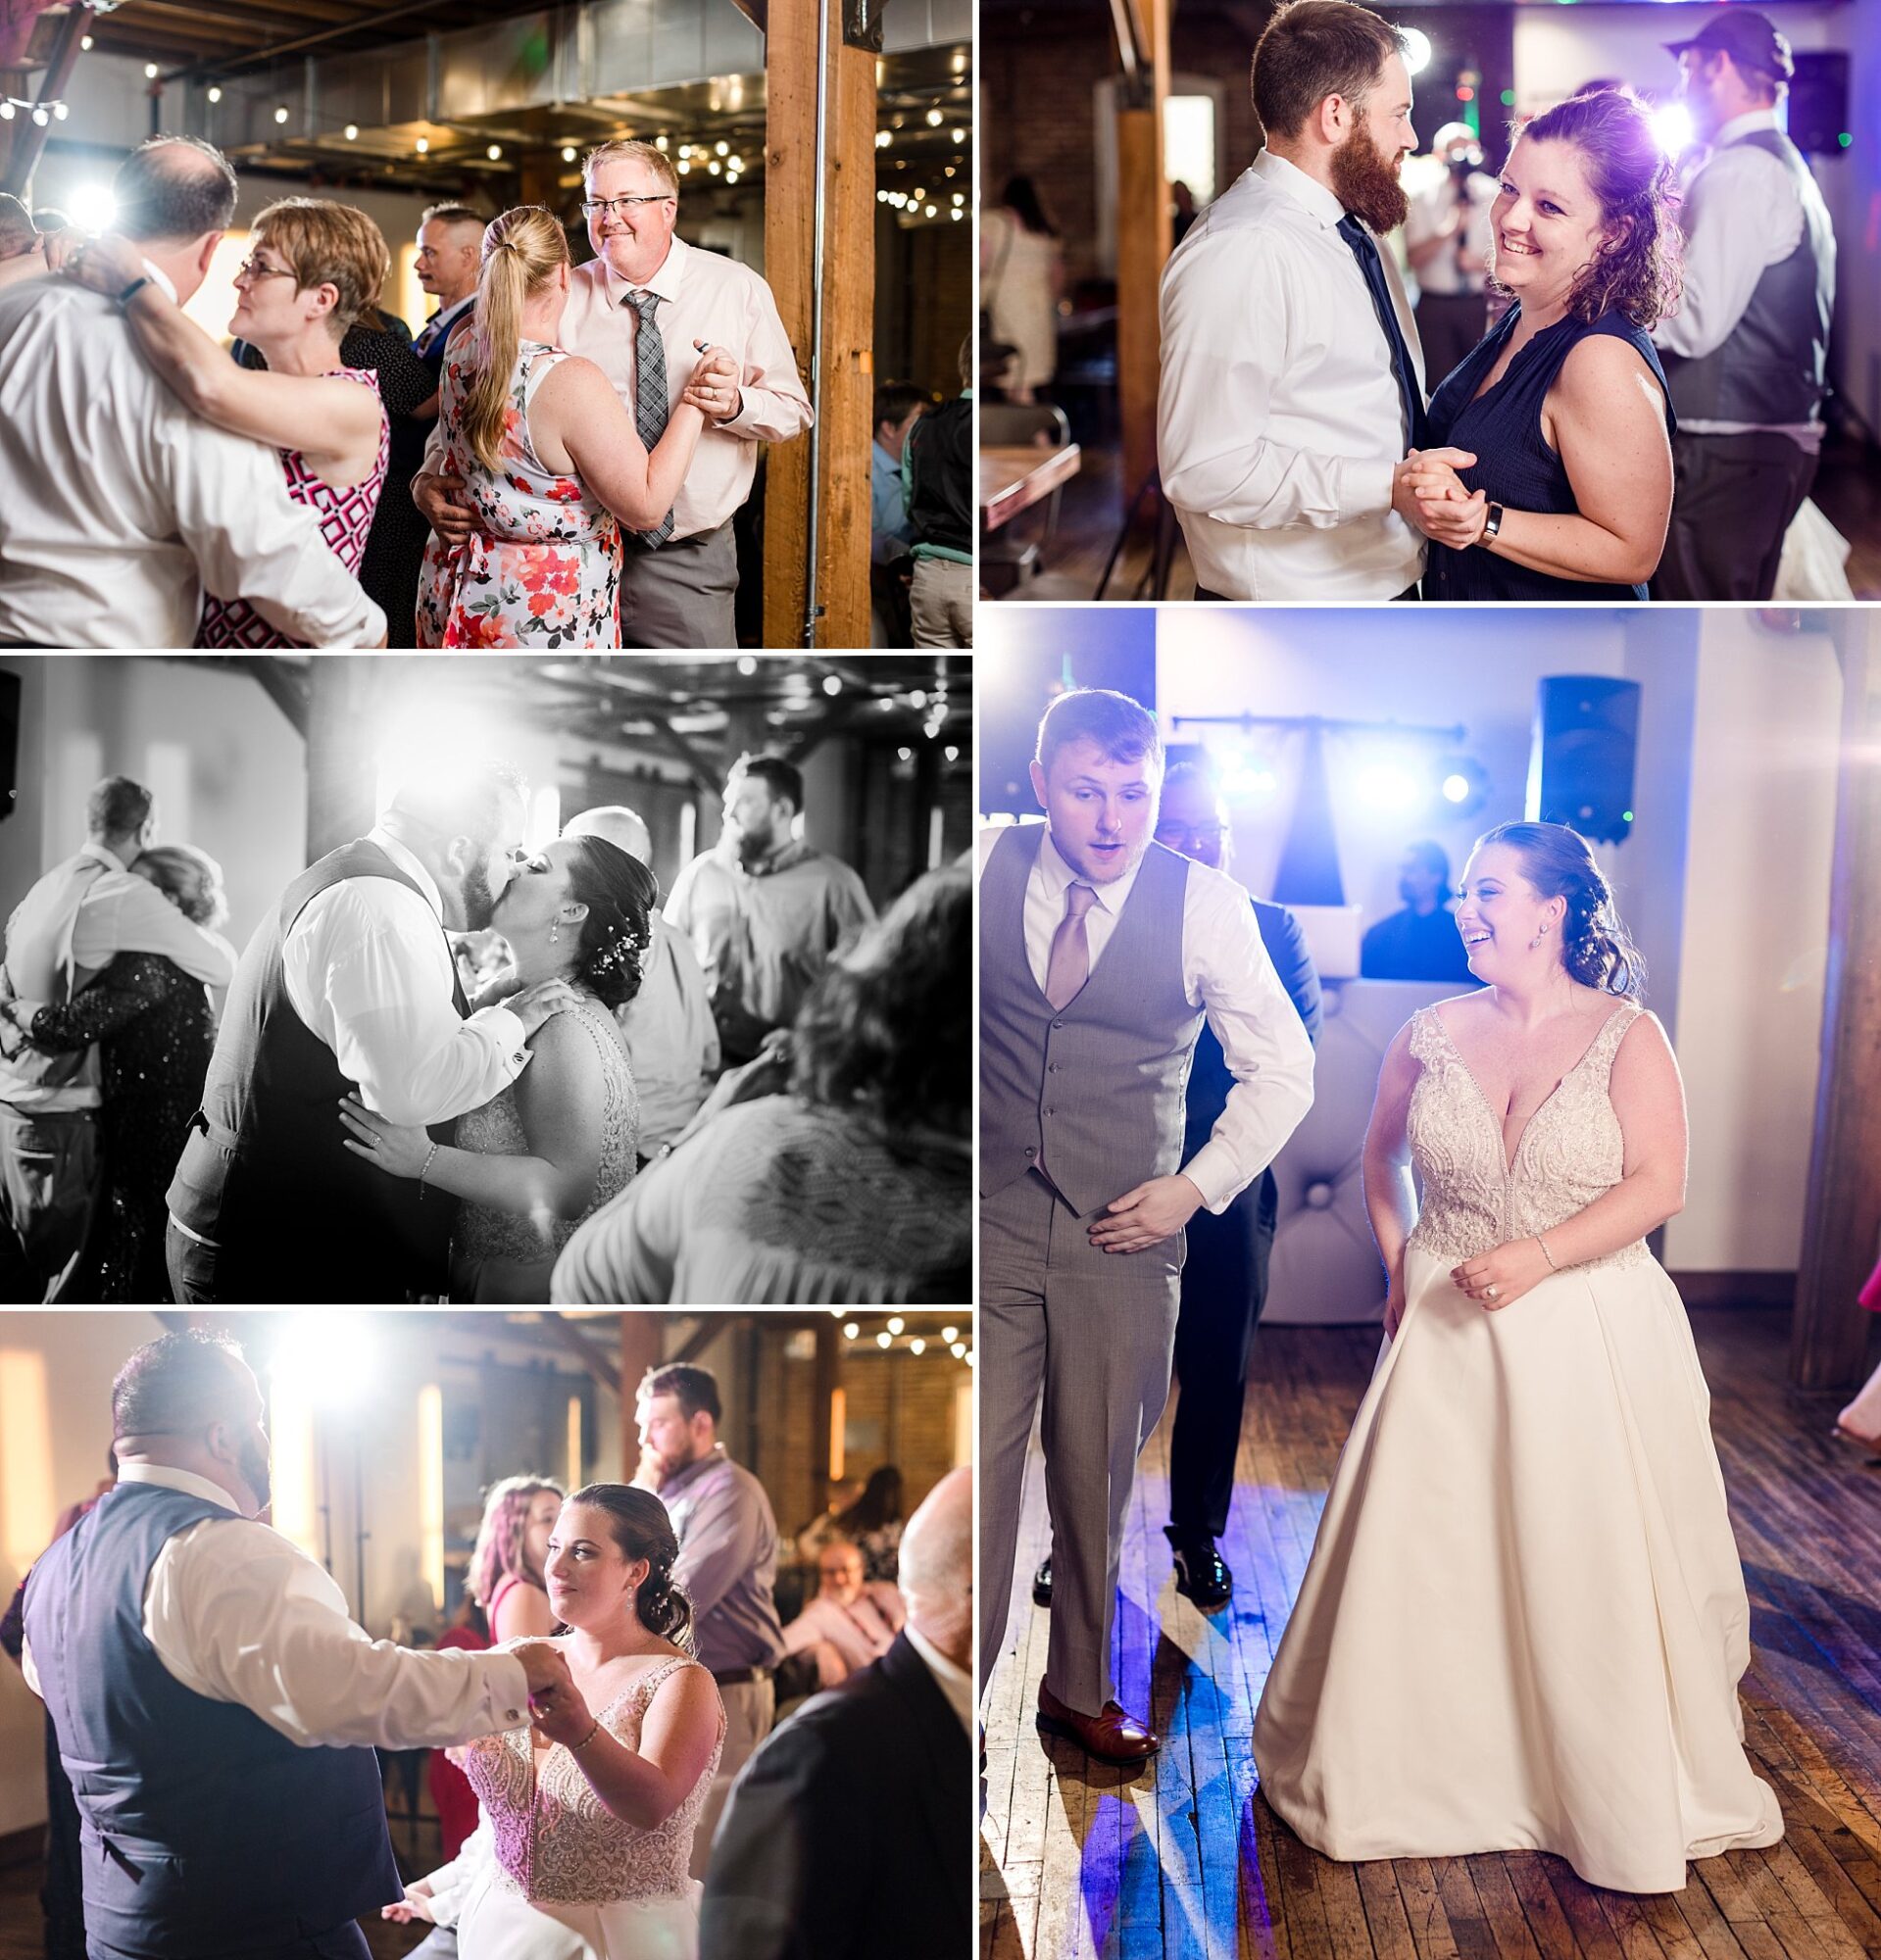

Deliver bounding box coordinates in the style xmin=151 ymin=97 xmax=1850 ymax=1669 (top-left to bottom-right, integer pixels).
xmin=23 ymin=1481 xmax=400 ymax=1959
xmin=979 ymin=827 xmax=1200 ymax=1217
xmin=165 ymin=839 xmax=464 ymax=1299
xmin=907 ymin=395 xmax=972 ymax=557
xmin=1661 ymin=128 xmax=1834 ymax=428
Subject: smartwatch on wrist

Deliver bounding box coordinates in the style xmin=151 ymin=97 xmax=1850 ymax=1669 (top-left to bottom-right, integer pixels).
xmin=1480 ymin=501 xmax=1506 ymax=545
xmin=116 ymin=276 xmax=152 ymax=309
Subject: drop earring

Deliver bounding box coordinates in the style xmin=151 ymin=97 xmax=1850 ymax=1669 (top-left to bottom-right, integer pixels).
xmin=1528 ymin=923 xmax=1549 ymax=951
xmin=550 ymin=919 xmax=561 ymax=946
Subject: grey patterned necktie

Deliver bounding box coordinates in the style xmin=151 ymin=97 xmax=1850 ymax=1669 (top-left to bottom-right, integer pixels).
xmin=623 ymin=288 xmax=673 ymax=547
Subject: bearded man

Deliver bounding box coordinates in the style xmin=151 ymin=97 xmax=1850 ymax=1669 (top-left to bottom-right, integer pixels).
xmin=1158 ymin=0 xmax=1474 ymax=601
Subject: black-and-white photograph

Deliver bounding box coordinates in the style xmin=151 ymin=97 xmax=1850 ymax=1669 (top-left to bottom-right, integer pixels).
xmin=0 ymin=654 xmax=971 ymax=1306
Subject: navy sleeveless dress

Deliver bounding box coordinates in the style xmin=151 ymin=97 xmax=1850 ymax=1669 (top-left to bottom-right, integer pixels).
xmin=1422 ymin=304 xmax=1675 ymax=602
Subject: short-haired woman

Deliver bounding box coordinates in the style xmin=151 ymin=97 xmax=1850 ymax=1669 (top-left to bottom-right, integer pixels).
xmin=415 ymin=204 xmax=736 ymax=648
xmin=1409 ymin=91 xmax=1682 ymax=599
xmin=3 ymin=846 xmax=230 ymax=1300
xmin=69 ymin=198 xmax=398 ymax=645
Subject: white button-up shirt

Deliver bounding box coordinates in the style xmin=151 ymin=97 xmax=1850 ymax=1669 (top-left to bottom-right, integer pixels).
xmin=559 ymin=238 xmax=813 ymax=539
xmin=1652 ymin=110 xmax=1830 ymax=448
xmin=279 ymin=826 xmax=530 ymax=1128
xmin=3 ymin=840 xmax=238 ymax=1111
xmin=0 ymin=265 xmax=386 ymax=649
xmin=1159 ymin=150 xmax=1427 ymax=601
xmin=23 ymin=1462 xmax=531 ymax=1750
xmin=976 ymin=825 xmax=1315 ymax=1212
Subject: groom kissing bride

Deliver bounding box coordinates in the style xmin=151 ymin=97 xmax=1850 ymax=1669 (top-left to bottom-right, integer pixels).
xmin=1160 ymin=0 xmax=1682 ymax=604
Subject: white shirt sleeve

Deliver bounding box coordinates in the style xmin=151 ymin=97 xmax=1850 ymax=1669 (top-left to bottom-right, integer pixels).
xmin=716 ymin=274 xmax=814 ymax=445
xmin=1653 ymin=146 xmax=1802 ymax=362
xmin=158 ymin=414 xmax=386 ymax=648
xmin=146 ymin=1518 xmax=531 ymax=1750
xmin=1178 ymin=875 xmax=1316 ymax=1212
xmin=74 ymin=875 xmax=238 ymax=989
xmin=1160 ymin=232 xmax=1396 ymax=533
xmin=281 ymin=881 xmax=530 ymax=1127
xmin=421 ymin=1809 xmax=495 ymax=1925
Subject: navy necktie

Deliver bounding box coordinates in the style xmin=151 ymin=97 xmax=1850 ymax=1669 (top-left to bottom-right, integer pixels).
xmin=1336 ymin=214 xmax=1429 ymax=451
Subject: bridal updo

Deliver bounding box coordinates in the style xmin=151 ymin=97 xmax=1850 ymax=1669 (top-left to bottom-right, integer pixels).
xmin=565 ymin=1483 xmax=695 ymax=1647
xmin=564 ymin=837 xmax=658 ymax=1011
xmin=1510 ymin=89 xmax=1682 ymax=329
xmin=1476 ymin=820 xmax=1645 ymax=1001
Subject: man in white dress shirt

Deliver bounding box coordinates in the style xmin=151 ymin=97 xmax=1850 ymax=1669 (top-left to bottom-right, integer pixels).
xmin=978 ymin=690 xmax=1314 ymax=1763
xmin=1159 ymin=0 xmax=1469 ymax=601
xmin=23 ymin=1330 xmax=571 ymax=1960
xmin=0 ymin=136 xmax=386 ymax=649
xmin=166 ymin=760 xmax=577 ymax=1303
xmin=417 ymin=140 xmax=811 ymax=647
xmin=1651 ymin=11 xmax=1836 ymax=601
xmin=0 ymin=774 xmax=236 ymax=1302
xmin=563 ymin=804 xmax=718 ymax=1161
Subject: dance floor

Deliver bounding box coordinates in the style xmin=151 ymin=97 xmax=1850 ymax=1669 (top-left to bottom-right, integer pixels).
xmin=980 ymin=1308 xmax=1881 ymax=1960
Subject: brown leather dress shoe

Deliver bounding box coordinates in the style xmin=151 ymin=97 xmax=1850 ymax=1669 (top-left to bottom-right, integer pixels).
xmin=1035 ymin=1681 xmax=1160 ymax=1765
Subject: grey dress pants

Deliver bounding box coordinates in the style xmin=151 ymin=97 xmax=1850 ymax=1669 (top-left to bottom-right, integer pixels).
xmin=979 ymin=1166 xmax=1182 ymax=1717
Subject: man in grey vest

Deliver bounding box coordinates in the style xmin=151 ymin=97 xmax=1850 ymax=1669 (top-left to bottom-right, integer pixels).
xmin=978 ymin=690 xmax=1314 ymax=1765
xmin=1652 ymin=11 xmax=1835 ymax=601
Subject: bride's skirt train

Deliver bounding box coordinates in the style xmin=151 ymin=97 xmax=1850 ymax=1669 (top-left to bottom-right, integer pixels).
xmin=1252 ymin=1244 xmax=1784 ymax=1894
xmin=459 ymin=1878 xmax=701 ymax=1960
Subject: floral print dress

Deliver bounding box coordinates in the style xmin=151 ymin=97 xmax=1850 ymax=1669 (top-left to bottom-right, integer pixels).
xmin=417 ymin=335 xmax=621 ymax=648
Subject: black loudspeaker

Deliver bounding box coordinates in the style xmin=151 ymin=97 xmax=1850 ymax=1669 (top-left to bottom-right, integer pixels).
xmin=979 ymin=642 xmax=1157 ymax=816
xmin=1528 ymin=676 xmax=1640 ymax=845
xmin=1788 ymin=51 xmax=1850 ymax=156
xmin=0 ymin=672 xmax=17 ymax=824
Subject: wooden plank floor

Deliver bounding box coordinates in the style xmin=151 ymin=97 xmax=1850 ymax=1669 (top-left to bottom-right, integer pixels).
xmin=980 ymin=1308 xmax=1881 ymax=1960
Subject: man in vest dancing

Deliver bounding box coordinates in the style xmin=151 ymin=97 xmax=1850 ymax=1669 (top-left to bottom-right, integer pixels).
xmin=978 ymin=689 xmax=1315 ymax=1764
xmin=166 ymin=760 xmax=576 ymax=1304
xmin=1652 ymin=10 xmax=1837 ymax=601
xmin=22 ymin=1329 xmax=573 ymax=1960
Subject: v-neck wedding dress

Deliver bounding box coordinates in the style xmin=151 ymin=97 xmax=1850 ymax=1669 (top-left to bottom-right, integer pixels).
xmin=1252 ymin=1003 xmax=1783 ymax=1893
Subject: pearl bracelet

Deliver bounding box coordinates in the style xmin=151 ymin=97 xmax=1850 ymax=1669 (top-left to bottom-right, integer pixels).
xmin=1536 ymin=1233 xmax=1559 ymax=1272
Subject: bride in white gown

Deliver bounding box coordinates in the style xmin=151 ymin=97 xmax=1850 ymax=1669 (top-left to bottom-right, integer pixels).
xmin=388 ymin=1485 xmax=725 ymax=1957
xmin=1253 ymin=821 xmax=1783 ymax=1894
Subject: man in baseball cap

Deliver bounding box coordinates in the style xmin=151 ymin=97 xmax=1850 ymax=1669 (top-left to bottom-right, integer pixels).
xmin=1651 ymin=8 xmax=1836 ymax=602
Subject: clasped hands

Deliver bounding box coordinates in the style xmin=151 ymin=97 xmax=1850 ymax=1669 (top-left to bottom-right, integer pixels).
xmin=1450 ymin=1236 xmax=1552 ymax=1312
xmin=1392 ymin=446 xmax=1491 ymax=550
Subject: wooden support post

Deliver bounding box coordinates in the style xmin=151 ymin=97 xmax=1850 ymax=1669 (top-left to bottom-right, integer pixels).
xmin=1792 ymin=615 xmax=1881 ymax=1390
xmin=304 ymin=657 xmax=381 ymax=863
xmin=1114 ymin=0 xmax=1169 ymax=501
xmin=811 ymin=1318 xmax=841 ymax=1533
xmin=763 ymin=0 xmax=874 ymax=650
xmin=617 ymin=1313 xmax=667 ymax=1477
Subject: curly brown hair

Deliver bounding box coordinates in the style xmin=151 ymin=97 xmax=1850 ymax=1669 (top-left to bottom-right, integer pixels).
xmin=1507 ymin=90 xmax=1682 ymax=329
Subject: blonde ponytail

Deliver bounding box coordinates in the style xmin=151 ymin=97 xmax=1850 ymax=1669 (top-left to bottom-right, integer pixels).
xmin=459 ymin=206 xmax=569 ymax=474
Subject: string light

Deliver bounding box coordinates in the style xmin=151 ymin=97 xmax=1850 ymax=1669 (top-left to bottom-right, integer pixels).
xmin=207 ymin=85 xmax=222 ymax=103
xmin=486 ymin=143 xmax=501 ymax=160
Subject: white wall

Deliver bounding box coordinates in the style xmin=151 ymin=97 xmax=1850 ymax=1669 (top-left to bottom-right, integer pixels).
xmin=0 ymin=1311 xmax=165 ymax=1839
xmin=2 ymin=657 xmax=310 ymax=963
xmin=1663 ymin=612 xmax=1840 ymax=1272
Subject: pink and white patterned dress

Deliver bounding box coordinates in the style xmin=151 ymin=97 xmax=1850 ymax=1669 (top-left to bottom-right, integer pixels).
xmin=196 ymin=365 xmax=388 ymax=649
xmin=417 ymin=336 xmax=622 ymax=650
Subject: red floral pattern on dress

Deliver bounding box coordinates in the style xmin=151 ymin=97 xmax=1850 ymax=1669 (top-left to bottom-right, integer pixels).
xmin=197 ymin=366 xmax=388 ymax=650
xmin=416 ymin=337 xmax=621 ymax=649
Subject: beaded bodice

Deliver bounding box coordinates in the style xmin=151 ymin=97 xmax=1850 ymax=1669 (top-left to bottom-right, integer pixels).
xmin=461 ymin=1654 xmax=722 ymax=1905
xmin=1405 ymin=1003 xmax=1648 ymax=1270
xmin=454 ymin=997 xmax=638 ymax=1266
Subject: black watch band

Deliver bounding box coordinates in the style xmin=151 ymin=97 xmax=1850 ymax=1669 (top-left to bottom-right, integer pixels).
xmin=116 ymin=275 xmax=152 ymax=308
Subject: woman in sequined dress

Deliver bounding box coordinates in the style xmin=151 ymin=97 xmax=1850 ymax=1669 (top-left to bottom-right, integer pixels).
xmin=13 ymin=847 xmax=225 ymax=1301
xmin=384 ymin=1485 xmax=725 ymax=1959
xmin=338 ymin=834 xmax=651 ymax=1302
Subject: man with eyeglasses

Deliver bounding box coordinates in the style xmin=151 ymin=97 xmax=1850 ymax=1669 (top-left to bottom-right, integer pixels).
xmin=166 ymin=760 xmax=578 ymax=1304
xmin=414 ymin=140 xmax=810 ymax=648
xmin=1030 ymin=760 xmax=1321 ymax=1617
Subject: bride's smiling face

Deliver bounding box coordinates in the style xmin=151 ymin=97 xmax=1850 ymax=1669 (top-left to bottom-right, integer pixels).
xmin=544 ymin=1501 xmax=651 ymax=1630
xmin=1455 ymin=843 xmax=1564 ymax=981
xmin=1491 ymin=136 xmax=1611 ymax=306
